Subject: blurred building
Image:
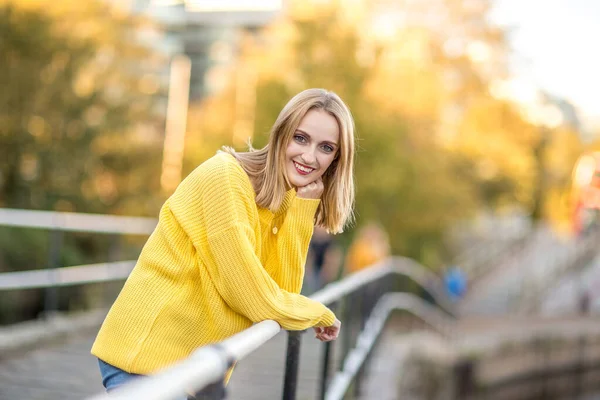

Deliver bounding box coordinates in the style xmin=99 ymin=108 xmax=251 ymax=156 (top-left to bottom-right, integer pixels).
xmin=543 ymin=93 xmax=582 ymax=134
xmin=111 ymin=0 xmax=284 ymax=190
xmin=128 ymin=0 xmax=283 ymax=100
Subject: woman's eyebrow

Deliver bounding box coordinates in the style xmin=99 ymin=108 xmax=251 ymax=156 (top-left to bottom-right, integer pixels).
xmin=295 ymin=128 xmax=310 ymax=136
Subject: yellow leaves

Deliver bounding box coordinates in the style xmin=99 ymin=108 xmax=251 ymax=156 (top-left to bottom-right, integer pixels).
xmin=366 ymin=63 xmax=442 ymax=119
xmin=73 ymin=68 xmax=97 ymax=98
xmin=27 ymin=116 xmax=49 ymax=139
xmin=544 ymin=187 xmax=575 ymax=236
xmin=286 ymin=0 xmax=338 ymax=21
xmin=254 ymin=21 xmax=298 ymax=81
xmin=84 ymin=106 xmax=106 ymax=128
xmin=19 ymin=153 xmax=38 ymax=181
xmin=94 ymin=170 xmax=118 ymax=204
xmin=40 ymin=52 xmax=70 ymax=84
xmin=545 ymin=126 xmax=583 ymax=181
xmin=364 ymin=28 xmax=447 ymax=120
xmin=138 ymin=74 xmax=161 ymax=95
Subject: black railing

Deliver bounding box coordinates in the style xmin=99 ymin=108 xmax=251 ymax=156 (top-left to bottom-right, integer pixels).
xmin=89 ymin=259 xmax=455 ymax=400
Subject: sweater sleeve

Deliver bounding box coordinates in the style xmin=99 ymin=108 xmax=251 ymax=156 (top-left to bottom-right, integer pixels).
xmin=170 ymin=158 xmax=336 ymax=330
xmin=265 ymin=196 xmax=320 ymax=294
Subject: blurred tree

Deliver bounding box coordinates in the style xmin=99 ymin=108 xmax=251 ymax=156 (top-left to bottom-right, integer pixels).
xmin=184 ymin=0 xmax=583 ymax=266
xmin=454 ymin=98 xmax=538 ymax=208
xmin=543 ymin=126 xmax=583 ymax=232
xmin=0 ymin=2 xmax=165 ymax=322
xmin=0 ymin=1 xmax=165 ymax=215
xmin=184 ymin=3 xmax=480 ymax=267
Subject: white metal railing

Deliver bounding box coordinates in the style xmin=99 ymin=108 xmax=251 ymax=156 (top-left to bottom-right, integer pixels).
xmin=0 ymin=208 xmax=156 ymax=235
xmin=0 ymin=261 xmax=136 ymax=290
xmin=325 ymin=292 xmax=455 ymax=400
xmin=0 ymin=257 xmax=454 ymax=316
xmin=86 ymin=258 xmax=455 ymax=400
xmin=312 ymin=257 xmax=454 ymax=315
xmin=0 ymin=208 xmax=155 ymax=293
xmin=0 ymin=209 xmax=455 ymax=399
xmin=88 ymin=321 xmax=282 ymax=400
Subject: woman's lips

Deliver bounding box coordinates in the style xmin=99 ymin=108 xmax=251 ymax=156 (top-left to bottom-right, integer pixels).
xmin=294 ymin=161 xmax=314 ymax=175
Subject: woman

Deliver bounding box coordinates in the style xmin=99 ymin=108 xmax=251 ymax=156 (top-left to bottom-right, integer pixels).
xmin=91 ymin=88 xmax=356 ymax=397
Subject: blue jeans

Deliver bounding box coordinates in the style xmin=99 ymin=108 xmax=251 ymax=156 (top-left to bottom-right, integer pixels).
xmin=98 ymin=358 xmax=143 ymax=392
xmin=97 ymin=358 xmax=225 ymax=399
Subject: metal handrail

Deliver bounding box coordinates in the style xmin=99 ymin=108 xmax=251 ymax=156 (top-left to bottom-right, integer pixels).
xmin=0 ymin=210 xmax=454 ymax=399
xmin=520 ymin=226 xmax=600 ymax=313
xmin=325 ymin=292 xmax=455 ymax=400
xmin=88 ymin=321 xmax=282 ymax=400
xmin=0 ymin=261 xmax=136 ymax=290
xmin=312 ymin=257 xmax=454 ymax=315
xmin=0 ymin=208 xmax=156 ymax=313
xmin=0 ymin=257 xmax=454 ymax=316
xmin=0 ymin=208 xmax=156 ymax=235
xmin=86 ymin=259 xmax=455 ymax=400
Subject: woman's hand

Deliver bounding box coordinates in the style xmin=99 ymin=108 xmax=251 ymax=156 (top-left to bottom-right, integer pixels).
xmin=313 ymin=318 xmax=341 ymax=342
xmin=297 ymin=178 xmax=324 ymax=200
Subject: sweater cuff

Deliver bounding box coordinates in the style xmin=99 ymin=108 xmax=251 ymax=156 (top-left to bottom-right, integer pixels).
xmin=291 ymin=197 xmax=320 ymax=222
xmin=315 ymin=307 xmax=336 ymax=327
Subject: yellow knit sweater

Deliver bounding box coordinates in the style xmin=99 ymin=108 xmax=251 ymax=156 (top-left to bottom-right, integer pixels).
xmin=91 ymin=152 xmax=336 ymax=374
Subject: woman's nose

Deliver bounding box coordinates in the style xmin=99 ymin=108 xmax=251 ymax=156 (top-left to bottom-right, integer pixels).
xmin=301 ymin=151 xmax=316 ymax=165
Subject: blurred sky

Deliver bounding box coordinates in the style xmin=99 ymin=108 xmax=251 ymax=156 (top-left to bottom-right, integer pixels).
xmin=490 ymin=0 xmax=600 ymax=132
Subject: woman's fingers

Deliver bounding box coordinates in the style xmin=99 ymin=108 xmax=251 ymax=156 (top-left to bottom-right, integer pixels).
xmin=314 ymin=326 xmax=323 ymax=339
xmin=316 ymin=331 xmax=334 ymax=342
xmin=314 ymin=320 xmax=342 ymax=342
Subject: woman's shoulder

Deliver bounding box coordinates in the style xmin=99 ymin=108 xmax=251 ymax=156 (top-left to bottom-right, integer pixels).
xmin=189 ymin=151 xmax=241 ymax=178
xmin=188 ymin=151 xmax=252 ymax=192
xmin=168 ymin=151 xmax=255 ymax=215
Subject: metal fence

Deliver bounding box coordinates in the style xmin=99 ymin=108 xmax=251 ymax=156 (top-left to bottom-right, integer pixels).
xmin=0 ymin=208 xmax=456 ymax=400
xmin=0 ymin=208 xmax=156 ymax=313
xmin=86 ymin=261 xmax=455 ymax=400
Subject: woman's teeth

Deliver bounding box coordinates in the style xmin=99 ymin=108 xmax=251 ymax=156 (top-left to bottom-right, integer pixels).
xmin=294 ymin=162 xmax=314 ymax=173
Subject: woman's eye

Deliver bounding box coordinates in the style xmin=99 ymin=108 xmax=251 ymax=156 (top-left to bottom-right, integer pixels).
xmin=294 ymin=135 xmax=306 ymax=143
xmin=322 ymin=145 xmax=334 ymax=153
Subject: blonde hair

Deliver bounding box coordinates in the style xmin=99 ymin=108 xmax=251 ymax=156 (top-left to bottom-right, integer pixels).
xmin=223 ymin=88 xmax=355 ymax=234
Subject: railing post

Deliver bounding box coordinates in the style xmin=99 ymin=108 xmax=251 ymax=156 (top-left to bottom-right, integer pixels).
xmin=453 ymin=358 xmax=474 ymax=400
xmin=574 ymin=335 xmax=586 ymax=398
xmin=319 ymin=341 xmax=333 ymax=400
xmin=537 ymin=338 xmax=549 ymax=399
xmin=341 ymin=297 xmax=352 ymax=364
xmin=353 ymin=285 xmax=371 ymax=398
xmin=318 ymin=301 xmax=338 ymax=400
xmin=44 ymin=229 xmax=63 ymax=316
xmin=282 ymin=330 xmax=303 ymax=400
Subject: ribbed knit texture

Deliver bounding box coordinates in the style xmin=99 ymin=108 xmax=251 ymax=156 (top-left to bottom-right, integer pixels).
xmin=91 ymin=152 xmax=336 ymax=375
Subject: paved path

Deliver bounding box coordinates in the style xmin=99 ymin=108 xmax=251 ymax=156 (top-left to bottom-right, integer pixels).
xmin=0 ymin=319 xmax=399 ymax=400
xmin=4 ymin=313 xmax=600 ymax=400
xmin=540 ymin=253 xmax=600 ymax=316
xmin=459 ymin=225 xmax=583 ymax=316
xmin=0 ymin=332 xmax=102 ymax=400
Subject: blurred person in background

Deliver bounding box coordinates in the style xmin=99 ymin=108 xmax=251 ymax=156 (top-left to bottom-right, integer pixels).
xmin=345 ymin=221 xmax=391 ymax=275
xmin=304 ymin=226 xmax=343 ymax=294
xmin=91 ymin=89 xmax=355 ymax=398
xmin=343 ymin=222 xmax=390 ymax=327
xmin=443 ymin=265 xmax=467 ymax=302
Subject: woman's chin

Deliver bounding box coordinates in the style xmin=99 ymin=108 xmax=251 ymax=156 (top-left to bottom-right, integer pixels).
xmin=290 ymin=177 xmax=310 ymax=188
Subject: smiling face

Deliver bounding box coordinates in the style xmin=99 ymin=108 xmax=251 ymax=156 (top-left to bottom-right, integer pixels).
xmin=285 ymin=109 xmax=340 ymax=189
